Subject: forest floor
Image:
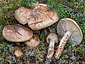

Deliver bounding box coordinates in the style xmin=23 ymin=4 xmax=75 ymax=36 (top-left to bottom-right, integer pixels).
xmin=0 ymin=0 xmax=85 ymax=64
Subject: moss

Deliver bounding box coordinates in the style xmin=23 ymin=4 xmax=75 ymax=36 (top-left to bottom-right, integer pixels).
xmin=40 ymin=34 xmax=45 ymax=40
xmin=35 ymin=50 xmax=39 ymax=55
xmin=65 ymin=41 xmax=72 ymax=48
xmin=61 ymin=56 xmax=66 ymax=60
xmin=41 ymin=44 xmax=45 ymax=48
xmin=0 ymin=42 xmax=8 ymax=50
xmin=73 ymin=44 xmax=85 ymax=54
xmin=0 ymin=60 xmax=5 ymax=64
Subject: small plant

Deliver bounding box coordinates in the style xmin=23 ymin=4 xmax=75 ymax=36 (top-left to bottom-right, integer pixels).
xmin=80 ymin=57 xmax=83 ymax=60
xmin=0 ymin=42 xmax=8 ymax=50
xmin=61 ymin=56 xmax=66 ymax=60
xmin=35 ymin=50 xmax=39 ymax=55
xmin=40 ymin=34 xmax=45 ymax=40
xmin=65 ymin=41 xmax=72 ymax=48
xmin=0 ymin=60 xmax=5 ymax=64
xmin=73 ymin=44 xmax=85 ymax=55
xmin=41 ymin=44 xmax=45 ymax=48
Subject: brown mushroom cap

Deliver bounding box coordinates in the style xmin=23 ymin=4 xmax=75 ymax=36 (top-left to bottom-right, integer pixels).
xmin=25 ymin=34 xmax=40 ymax=48
xmin=28 ymin=3 xmax=59 ymax=30
xmin=46 ymin=33 xmax=58 ymax=43
xmin=3 ymin=24 xmax=33 ymax=42
xmin=57 ymin=18 xmax=83 ymax=46
xmin=14 ymin=46 xmax=23 ymax=58
xmin=14 ymin=7 xmax=32 ymax=25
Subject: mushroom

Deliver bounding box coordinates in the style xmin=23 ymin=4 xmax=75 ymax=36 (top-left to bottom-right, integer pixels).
xmin=46 ymin=33 xmax=58 ymax=59
xmin=28 ymin=3 xmax=59 ymax=30
xmin=14 ymin=7 xmax=32 ymax=25
xmin=14 ymin=4 xmax=59 ymax=30
xmin=55 ymin=18 xmax=83 ymax=59
xmin=14 ymin=46 xmax=23 ymax=58
xmin=2 ymin=24 xmax=33 ymax=42
xmin=25 ymin=34 xmax=40 ymax=48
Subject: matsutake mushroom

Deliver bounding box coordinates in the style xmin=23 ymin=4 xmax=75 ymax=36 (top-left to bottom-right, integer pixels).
xmin=2 ymin=24 xmax=33 ymax=42
xmin=46 ymin=33 xmax=58 ymax=59
xmin=28 ymin=3 xmax=59 ymax=30
xmin=55 ymin=18 xmax=83 ymax=59
xmin=14 ymin=7 xmax=32 ymax=25
xmin=14 ymin=46 xmax=23 ymax=58
xmin=14 ymin=4 xmax=59 ymax=30
xmin=25 ymin=34 xmax=40 ymax=48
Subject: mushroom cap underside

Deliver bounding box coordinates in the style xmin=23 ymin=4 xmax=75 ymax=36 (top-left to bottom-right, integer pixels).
xmin=57 ymin=18 xmax=83 ymax=46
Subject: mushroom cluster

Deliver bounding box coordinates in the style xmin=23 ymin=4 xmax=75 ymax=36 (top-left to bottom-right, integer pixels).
xmin=2 ymin=3 xmax=59 ymax=58
xmin=46 ymin=18 xmax=83 ymax=60
xmin=14 ymin=3 xmax=59 ymax=30
xmin=2 ymin=3 xmax=83 ymax=60
xmin=2 ymin=24 xmax=40 ymax=57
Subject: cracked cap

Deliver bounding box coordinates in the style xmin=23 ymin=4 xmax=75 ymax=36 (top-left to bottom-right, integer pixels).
xmin=28 ymin=3 xmax=59 ymax=30
xmin=46 ymin=33 xmax=58 ymax=43
xmin=3 ymin=24 xmax=33 ymax=42
xmin=57 ymin=18 xmax=83 ymax=46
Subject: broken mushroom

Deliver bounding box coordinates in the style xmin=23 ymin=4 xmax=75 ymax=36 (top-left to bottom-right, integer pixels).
xmin=28 ymin=3 xmax=59 ymax=30
xmin=3 ymin=24 xmax=33 ymax=42
xmin=25 ymin=34 xmax=40 ymax=48
xmin=14 ymin=46 xmax=23 ymax=58
xmin=46 ymin=33 xmax=58 ymax=59
xmin=55 ymin=18 xmax=83 ymax=59
xmin=14 ymin=7 xmax=32 ymax=25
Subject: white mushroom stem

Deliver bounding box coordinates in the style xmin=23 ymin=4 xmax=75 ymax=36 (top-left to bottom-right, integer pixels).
xmin=47 ymin=39 xmax=55 ymax=59
xmin=55 ymin=31 xmax=71 ymax=59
